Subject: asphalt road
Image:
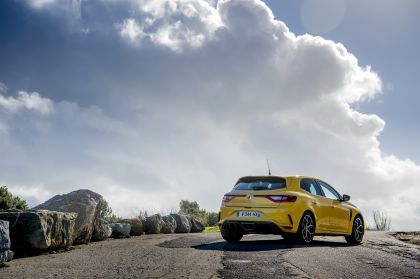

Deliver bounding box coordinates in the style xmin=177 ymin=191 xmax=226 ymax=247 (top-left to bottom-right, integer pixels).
xmin=0 ymin=231 xmax=419 ymax=278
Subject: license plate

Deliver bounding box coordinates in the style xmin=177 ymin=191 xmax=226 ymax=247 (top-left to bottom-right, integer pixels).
xmin=236 ymin=211 xmax=261 ymax=218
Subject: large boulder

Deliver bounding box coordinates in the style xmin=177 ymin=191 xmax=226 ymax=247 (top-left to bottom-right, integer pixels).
xmin=34 ymin=189 xmax=104 ymax=244
xmin=0 ymin=210 xmax=76 ymax=257
xmin=117 ymin=219 xmax=144 ymax=236
xmin=187 ymin=216 xmax=205 ymax=233
xmin=170 ymin=214 xmax=191 ymax=233
xmin=110 ymin=223 xmax=131 ymax=238
xmin=91 ymin=218 xmax=112 ymax=241
xmin=161 ymin=215 xmax=177 ymax=234
xmin=145 ymin=214 xmax=162 ymax=234
xmin=0 ymin=220 xmax=13 ymax=264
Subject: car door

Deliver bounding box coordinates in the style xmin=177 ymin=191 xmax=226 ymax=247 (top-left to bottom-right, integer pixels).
xmin=317 ymin=181 xmax=351 ymax=233
xmin=300 ymin=179 xmax=333 ymax=233
xmin=331 ymin=199 xmax=352 ymax=232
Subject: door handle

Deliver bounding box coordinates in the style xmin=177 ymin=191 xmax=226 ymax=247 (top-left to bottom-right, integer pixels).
xmin=312 ymin=201 xmax=318 ymax=205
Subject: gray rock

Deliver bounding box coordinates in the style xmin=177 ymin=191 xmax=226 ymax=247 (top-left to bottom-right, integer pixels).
xmin=0 ymin=210 xmax=76 ymax=256
xmin=0 ymin=220 xmax=11 ymax=251
xmin=117 ymin=219 xmax=144 ymax=236
xmin=91 ymin=218 xmax=112 ymax=241
xmin=170 ymin=214 xmax=191 ymax=233
xmin=0 ymin=250 xmax=13 ymax=264
xmin=34 ymin=189 xmax=104 ymax=244
xmin=0 ymin=220 xmax=13 ymax=264
xmin=187 ymin=216 xmax=205 ymax=233
xmin=110 ymin=223 xmax=131 ymax=238
xmin=161 ymin=215 xmax=177 ymax=234
xmin=145 ymin=214 xmax=162 ymax=234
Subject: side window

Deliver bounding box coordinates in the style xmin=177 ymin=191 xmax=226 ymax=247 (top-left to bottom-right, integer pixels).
xmin=317 ymin=181 xmax=341 ymax=200
xmin=300 ymin=179 xmax=322 ymax=196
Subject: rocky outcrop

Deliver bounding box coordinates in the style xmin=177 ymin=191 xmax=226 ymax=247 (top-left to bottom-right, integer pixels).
xmin=0 ymin=210 xmax=76 ymax=256
xmin=110 ymin=223 xmax=131 ymax=238
xmin=160 ymin=215 xmax=177 ymax=234
xmin=170 ymin=214 xmax=191 ymax=233
xmin=145 ymin=214 xmax=162 ymax=234
xmin=187 ymin=216 xmax=205 ymax=233
xmin=91 ymin=218 xmax=112 ymax=241
xmin=0 ymin=220 xmax=13 ymax=264
xmin=34 ymin=189 xmax=104 ymax=244
xmin=117 ymin=219 xmax=144 ymax=236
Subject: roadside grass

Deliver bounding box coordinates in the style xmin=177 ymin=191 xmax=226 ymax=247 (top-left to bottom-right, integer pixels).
xmin=203 ymin=226 xmax=220 ymax=233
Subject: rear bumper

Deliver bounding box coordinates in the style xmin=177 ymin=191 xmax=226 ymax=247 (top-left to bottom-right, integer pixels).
xmin=219 ymin=206 xmax=299 ymax=233
xmin=222 ymin=221 xmax=283 ymax=235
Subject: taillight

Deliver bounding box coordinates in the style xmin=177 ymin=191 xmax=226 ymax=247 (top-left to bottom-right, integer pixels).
xmin=264 ymin=195 xmax=297 ymax=202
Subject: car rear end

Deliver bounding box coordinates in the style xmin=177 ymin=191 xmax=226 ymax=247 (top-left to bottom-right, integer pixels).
xmin=219 ymin=176 xmax=300 ymax=238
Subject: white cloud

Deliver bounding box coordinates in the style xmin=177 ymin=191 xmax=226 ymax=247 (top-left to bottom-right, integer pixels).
xmin=7 ymin=184 xmax=52 ymax=206
xmin=117 ymin=0 xmax=223 ymax=51
xmin=0 ymin=91 xmax=54 ymax=115
xmin=2 ymin=0 xmax=420 ymax=230
xmin=26 ymin=0 xmax=56 ymax=9
xmin=118 ymin=18 xmax=145 ymax=46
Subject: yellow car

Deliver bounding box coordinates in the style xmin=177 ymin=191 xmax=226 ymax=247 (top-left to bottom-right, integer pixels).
xmin=218 ymin=175 xmax=364 ymax=244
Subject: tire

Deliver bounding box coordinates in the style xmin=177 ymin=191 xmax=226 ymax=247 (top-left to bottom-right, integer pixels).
xmin=296 ymin=212 xmax=315 ymax=244
xmin=345 ymin=216 xmax=364 ymax=244
xmin=221 ymin=227 xmax=243 ymax=243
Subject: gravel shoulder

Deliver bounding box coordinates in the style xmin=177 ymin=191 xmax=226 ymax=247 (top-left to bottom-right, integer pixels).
xmin=0 ymin=231 xmax=419 ymax=279
xmin=392 ymin=231 xmax=420 ymax=246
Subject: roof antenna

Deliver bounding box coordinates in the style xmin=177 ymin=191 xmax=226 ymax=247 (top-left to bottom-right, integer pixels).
xmin=266 ymin=159 xmax=272 ymax=176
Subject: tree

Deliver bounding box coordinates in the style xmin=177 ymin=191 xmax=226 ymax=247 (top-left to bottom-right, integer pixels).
xmin=179 ymin=200 xmax=206 ymax=223
xmin=178 ymin=200 xmax=220 ymax=226
xmin=97 ymin=199 xmax=117 ymax=221
xmin=0 ymin=186 xmax=28 ymax=210
xmin=373 ymin=210 xmax=391 ymax=231
xmin=206 ymin=212 xmax=219 ymax=227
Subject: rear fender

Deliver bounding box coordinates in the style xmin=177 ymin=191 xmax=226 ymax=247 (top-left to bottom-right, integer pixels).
xmin=284 ymin=194 xmax=317 ymax=234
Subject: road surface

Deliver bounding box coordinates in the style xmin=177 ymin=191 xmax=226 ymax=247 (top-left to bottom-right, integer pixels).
xmin=0 ymin=231 xmax=419 ymax=278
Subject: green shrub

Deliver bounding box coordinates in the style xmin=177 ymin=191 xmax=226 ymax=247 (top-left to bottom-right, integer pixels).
xmin=0 ymin=186 xmax=28 ymax=210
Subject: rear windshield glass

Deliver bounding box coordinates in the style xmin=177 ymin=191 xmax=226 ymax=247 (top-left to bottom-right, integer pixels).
xmin=234 ymin=177 xmax=287 ymax=191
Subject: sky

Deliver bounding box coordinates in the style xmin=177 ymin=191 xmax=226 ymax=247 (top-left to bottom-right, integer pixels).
xmin=0 ymin=0 xmax=419 ymax=230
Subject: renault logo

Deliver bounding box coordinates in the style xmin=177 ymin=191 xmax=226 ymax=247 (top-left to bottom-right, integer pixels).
xmin=246 ymin=194 xmax=253 ymax=200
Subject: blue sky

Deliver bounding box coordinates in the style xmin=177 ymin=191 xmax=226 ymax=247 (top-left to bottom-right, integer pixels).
xmin=0 ymin=0 xmax=419 ymax=230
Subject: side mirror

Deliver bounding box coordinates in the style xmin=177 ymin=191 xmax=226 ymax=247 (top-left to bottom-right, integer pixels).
xmin=341 ymin=194 xmax=350 ymax=202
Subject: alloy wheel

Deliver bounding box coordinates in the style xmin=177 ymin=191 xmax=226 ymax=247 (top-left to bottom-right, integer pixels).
xmin=301 ymin=214 xmax=314 ymax=243
xmin=354 ymin=217 xmax=364 ymax=242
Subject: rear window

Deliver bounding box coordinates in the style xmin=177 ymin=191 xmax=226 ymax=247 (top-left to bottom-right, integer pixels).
xmin=234 ymin=177 xmax=287 ymax=191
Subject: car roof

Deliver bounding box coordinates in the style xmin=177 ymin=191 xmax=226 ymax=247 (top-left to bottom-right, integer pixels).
xmin=238 ymin=175 xmax=320 ymax=180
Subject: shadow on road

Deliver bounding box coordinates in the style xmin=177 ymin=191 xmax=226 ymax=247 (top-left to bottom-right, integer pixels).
xmin=193 ymin=239 xmax=352 ymax=252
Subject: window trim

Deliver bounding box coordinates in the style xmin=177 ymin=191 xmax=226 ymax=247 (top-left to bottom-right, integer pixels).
xmin=316 ymin=180 xmax=342 ymax=200
xmin=300 ymin=178 xmax=322 ymax=196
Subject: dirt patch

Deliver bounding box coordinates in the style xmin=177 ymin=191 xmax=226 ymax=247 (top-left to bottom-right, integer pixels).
xmin=392 ymin=232 xmax=420 ymax=245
